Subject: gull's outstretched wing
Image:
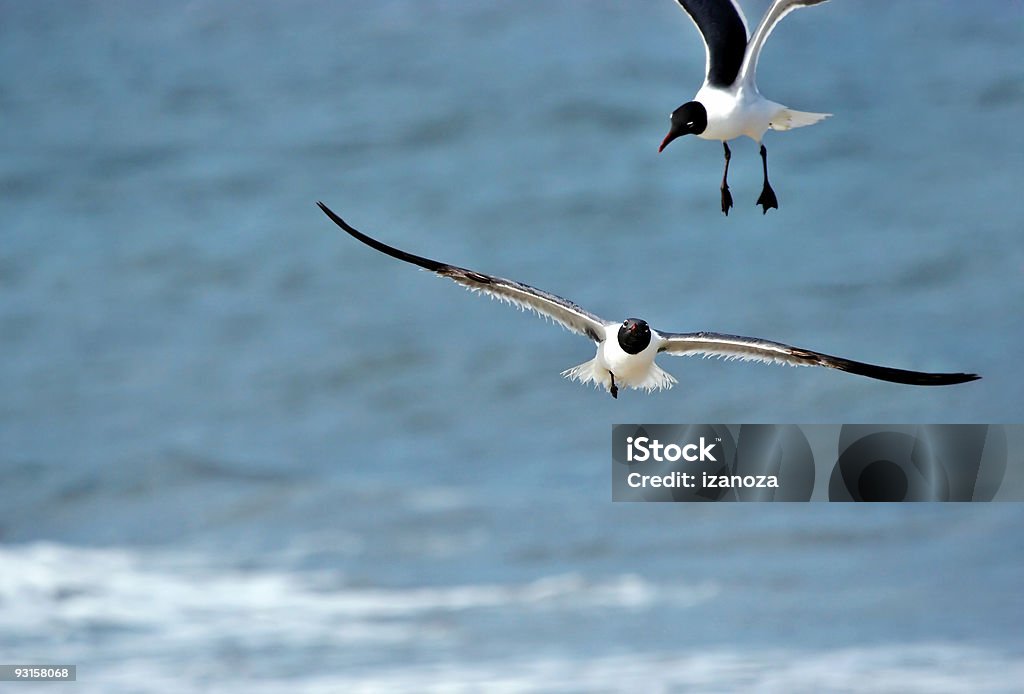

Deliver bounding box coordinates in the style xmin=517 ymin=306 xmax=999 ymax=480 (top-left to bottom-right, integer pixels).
xmin=737 ymin=0 xmax=830 ymax=89
xmin=674 ymin=0 xmax=749 ymax=88
xmin=657 ymin=331 xmax=979 ymax=386
xmin=318 ymin=202 xmax=608 ymax=343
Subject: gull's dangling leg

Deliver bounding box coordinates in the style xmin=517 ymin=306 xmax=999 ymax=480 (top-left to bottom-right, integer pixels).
xmin=720 ymin=142 xmax=734 ymax=216
xmin=609 ymin=372 xmax=619 ymax=399
xmin=756 ymin=143 xmax=779 ymax=214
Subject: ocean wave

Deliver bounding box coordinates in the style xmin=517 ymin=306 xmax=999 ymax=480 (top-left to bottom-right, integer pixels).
xmin=275 ymin=646 xmax=1024 ymax=694
xmin=0 ymin=542 xmax=715 ymax=663
xmin=1 ymin=543 xmax=1021 ymax=692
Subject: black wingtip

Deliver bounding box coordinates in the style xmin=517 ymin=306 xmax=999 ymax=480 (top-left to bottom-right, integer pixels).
xmin=316 ymin=201 xmax=355 ymax=234
xmin=832 ymin=357 xmax=981 ymax=386
xmin=906 ymin=371 xmax=981 ymax=386
xmin=316 ymin=200 xmax=446 ymax=273
xmin=790 ymin=345 xmax=982 ymax=387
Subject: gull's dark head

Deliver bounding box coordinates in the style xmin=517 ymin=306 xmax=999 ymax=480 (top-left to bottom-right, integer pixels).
xmin=618 ymin=318 xmax=652 ymax=354
xmin=659 ymin=101 xmax=707 ymax=152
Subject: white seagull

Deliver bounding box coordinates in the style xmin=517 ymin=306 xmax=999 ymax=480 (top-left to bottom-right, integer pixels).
xmin=318 ymin=203 xmax=978 ymax=398
xmin=659 ymin=0 xmax=832 ymax=215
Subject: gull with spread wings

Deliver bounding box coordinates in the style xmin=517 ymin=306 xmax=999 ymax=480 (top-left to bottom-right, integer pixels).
xmin=318 ymin=202 xmax=979 ymax=398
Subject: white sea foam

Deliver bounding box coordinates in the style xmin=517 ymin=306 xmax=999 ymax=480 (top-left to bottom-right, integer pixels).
xmin=2 ymin=543 xmax=1021 ymax=692
xmin=227 ymin=646 xmax=1024 ymax=694
xmin=0 ymin=542 xmax=709 ymax=623
xmin=0 ymin=543 xmax=715 ymax=686
xmin=75 ymin=645 xmax=1024 ymax=694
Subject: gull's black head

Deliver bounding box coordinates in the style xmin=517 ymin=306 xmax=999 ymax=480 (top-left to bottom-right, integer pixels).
xmin=659 ymin=101 xmax=708 ymax=152
xmin=618 ymin=318 xmax=652 ymax=355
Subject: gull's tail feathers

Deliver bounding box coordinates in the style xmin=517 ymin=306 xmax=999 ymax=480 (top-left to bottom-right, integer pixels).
xmin=561 ymin=359 xmax=611 ymax=393
xmin=770 ymin=108 xmax=831 ymax=131
xmin=560 ymin=360 xmax=678 ymax=394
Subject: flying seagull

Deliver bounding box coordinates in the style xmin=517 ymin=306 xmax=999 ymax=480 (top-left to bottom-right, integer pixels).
xmin=659 ymin=0 xmax=832 ymax=215
xmin=317 ymin=202 xmax=979 ymax=398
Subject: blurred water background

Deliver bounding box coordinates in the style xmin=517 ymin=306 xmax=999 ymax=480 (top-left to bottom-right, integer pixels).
xmin=2 ymin=1 xmax=1023 ymax=691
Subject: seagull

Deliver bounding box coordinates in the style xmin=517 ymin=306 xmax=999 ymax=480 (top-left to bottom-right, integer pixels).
xmin=317 ymin=202 xmax=979 ymax=398
xmin=659 ymin=0 xmax=832 ymax=215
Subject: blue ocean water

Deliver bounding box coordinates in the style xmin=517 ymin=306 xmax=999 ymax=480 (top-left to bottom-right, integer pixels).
xmin=2 ymin=1 xmax=1023 ymax=691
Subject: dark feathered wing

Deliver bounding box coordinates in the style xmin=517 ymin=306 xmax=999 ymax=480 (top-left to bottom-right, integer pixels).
xmin=674 ymin=0 xmax=749 ymax=87
xmin=317 ymin=202 xmax=608 ymax=343
xmin=657 ymin=331 xmax=979 ymax=386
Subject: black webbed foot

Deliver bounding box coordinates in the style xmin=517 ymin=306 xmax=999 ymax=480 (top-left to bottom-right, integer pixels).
xmin=756 ymin=143 xmax=778 ymax=214
xmin=721 ymin=184 xmax=734 ymax=216
xmin=756 ymin=182 xmax=778 ymax=214
xmin=609 ymin=372 xmax=618 ymax=399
